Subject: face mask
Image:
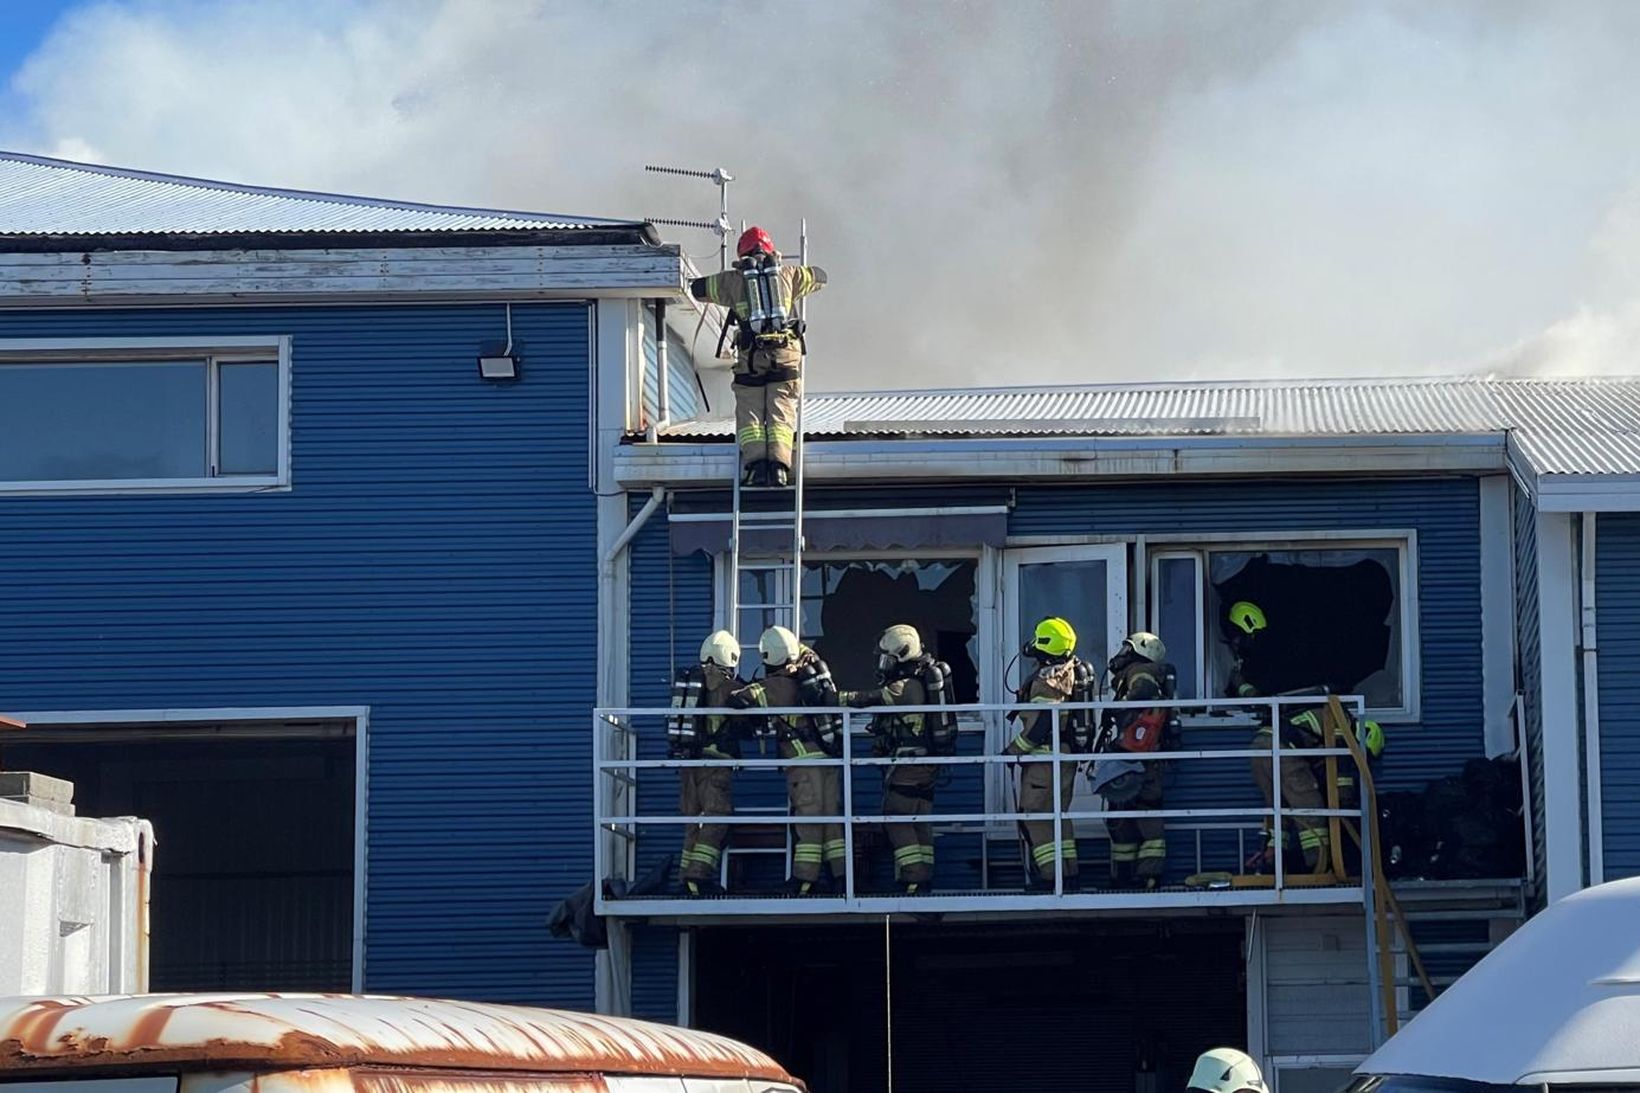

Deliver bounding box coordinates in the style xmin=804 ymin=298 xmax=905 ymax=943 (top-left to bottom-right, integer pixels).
xmin=878 ymin=652 xmax=899 ymax=675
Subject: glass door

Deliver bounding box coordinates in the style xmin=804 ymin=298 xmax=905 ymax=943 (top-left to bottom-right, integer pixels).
xmin=999 ymin=544 xmax=1130 ymax=816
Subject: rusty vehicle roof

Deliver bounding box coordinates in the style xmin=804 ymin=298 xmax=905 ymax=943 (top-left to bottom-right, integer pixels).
xmin=0 ymin=994 xmax=797 ymax=1085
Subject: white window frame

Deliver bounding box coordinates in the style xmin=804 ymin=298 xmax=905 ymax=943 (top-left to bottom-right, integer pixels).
xmin=998 ymin=543 xmax=1130 ymax=816
xmin=1150 ymin=550 xmax=1208 ymax=699
xmin=0 ymin=336 xmax=292 ymax=496
xmin=1145 ymin=530 xmax=1421 ymax=722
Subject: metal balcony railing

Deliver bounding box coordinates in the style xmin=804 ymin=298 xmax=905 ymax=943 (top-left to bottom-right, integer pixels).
xmin=592 ymin=695 xmax=1375 ymax=916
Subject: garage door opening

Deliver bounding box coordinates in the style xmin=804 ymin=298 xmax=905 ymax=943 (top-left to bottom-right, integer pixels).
xmin=1 ymin=714 xmax=359 ymax=992
xmin=693 ymin=920 xmax=1246 ymax=1093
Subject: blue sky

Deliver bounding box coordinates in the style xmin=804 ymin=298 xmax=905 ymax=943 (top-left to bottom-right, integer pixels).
xmin=0 ymin=0 xmax=80 ymax=130
xmin=0 ymin=0 xmax=77 ymax=82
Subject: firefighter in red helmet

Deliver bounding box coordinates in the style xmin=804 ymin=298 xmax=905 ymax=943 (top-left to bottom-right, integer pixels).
xmin=689 ymin=227 xmax=827 ymax=488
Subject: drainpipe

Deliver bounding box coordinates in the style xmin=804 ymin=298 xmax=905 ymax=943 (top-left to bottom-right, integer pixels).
xmin=593 ymin=485 xmax=665 ymax=1019
xmin=1580 ymin=512 xmax=1604 ymax=886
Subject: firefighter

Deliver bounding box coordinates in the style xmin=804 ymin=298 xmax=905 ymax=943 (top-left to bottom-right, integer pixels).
xmin=1248 ymin=701 xmax=1386 ymax=874
xmin=1224 ymin=600 xmax=1388 ymax=873
xmin=688 ymin=226 xmax=828 ymax=489
xmin=1187 ymin=1048 xmax=1268 ymax=1093
xmin=1224 ymin=599 xmax=1270 ymax=699
xmin=1005 ymin=617 xmax=1095 ymax=891
xmin=730 ymin=625 xmax=846 ymax=894
xmin=668 ymin=630 xmax=747 ymax=897
xmin=1097 ymin=632 xmax=1174 ymax=889
xmin=839 ymin=624 xmax=955 ymax=895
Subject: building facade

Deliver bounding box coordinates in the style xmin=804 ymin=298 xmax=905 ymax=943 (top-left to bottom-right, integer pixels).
xmin=1 ymin=150 xmax=1636 ymax=1093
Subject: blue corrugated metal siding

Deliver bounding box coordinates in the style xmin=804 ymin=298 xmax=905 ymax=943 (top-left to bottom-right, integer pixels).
xmin=629 ymin=924 xmax=680 ymax=1023
xmin=1514 ymin=485 xmax=1546 ymax=889
xmin=0 ymin=303 xmax=596 ymax=1006
xmin=1597 ymin=513 xmax=1640 ymax=880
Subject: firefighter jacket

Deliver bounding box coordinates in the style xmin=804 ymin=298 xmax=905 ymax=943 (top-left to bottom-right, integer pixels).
xmin=1006 ymin=658 xmax=1089 ymax=756
xmin=1258 ymin=705 xmax=1374 ymax=807
xmin=842 ymin=667 xmax=930 ymax=757
xmin=667 ymin=665 xmax=746 ymax=759
xmin=1106 ymin=659 xmax=1172 ymax=754
xmin=689 ymin=262 xmax=827 ymax=379
xmin=732 ymin=647 xmax=841 ymax=758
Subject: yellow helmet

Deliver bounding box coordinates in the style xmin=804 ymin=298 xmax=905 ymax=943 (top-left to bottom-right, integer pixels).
xmin=1032 ymin=616 xmax=1077 ymax=658
xmin=1228 ymin=601 xmax=1267 ymax=635
xmin=1359 ymin=718 xmax=1386 ymax=758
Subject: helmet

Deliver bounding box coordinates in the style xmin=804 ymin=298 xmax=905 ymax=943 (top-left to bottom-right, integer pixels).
xmin=878 ymin=624 xmax=923 ymax=672
xmin=699 ymin=630 xmax=740 ymax=670
xmin=1121 ymin=631 xmax=1167 ymax=663
xmin=1228 ymin=601 xmax=1267 ymax=635
xmin=759 ymin=625 xmax=801 ymax=668
xmin=1031 ymin=617 xmax=1077 ymax=658
xmin=737 ymin=226 xmax=776 ymax=258
xmin=1359 ymin=718 xmax=1385 ymax=758
xmin=1187 ymin=1048 xmax=1267 ymax=1093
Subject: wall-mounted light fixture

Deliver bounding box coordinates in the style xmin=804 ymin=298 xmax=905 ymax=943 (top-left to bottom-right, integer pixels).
xmin=477 ymin=303 xmax=521 ymax=381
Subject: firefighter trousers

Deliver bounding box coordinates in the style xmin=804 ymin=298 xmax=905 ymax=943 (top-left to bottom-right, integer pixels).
xmin=734 ymin=373 xmax=801 ymax=473
xmin=679 ymin=766 xmax=733 ymax=882
xmin=788 ymin=761 xmax=846 ymax=883
xmin=1250 ymin=731 xmax=1330 ymax=871
xmin=1019 ymin=757 xmax=1079 ymax=882
xmin=884 ymin=763 xmax=936 ymax=885
xmin=1107 ymin=761 xmax=1167 ymax=883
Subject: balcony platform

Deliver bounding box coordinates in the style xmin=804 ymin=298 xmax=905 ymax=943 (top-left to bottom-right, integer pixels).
xmin=598 ymin=878 xmax=1521 ymax=924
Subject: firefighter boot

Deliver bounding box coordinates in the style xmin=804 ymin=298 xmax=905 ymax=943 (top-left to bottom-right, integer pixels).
xmin=769 ymin=462 xmax=791 ymax=487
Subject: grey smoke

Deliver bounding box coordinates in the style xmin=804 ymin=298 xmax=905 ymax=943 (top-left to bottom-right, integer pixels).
xmin=6 ymin=0 xmax=1640 ymax=390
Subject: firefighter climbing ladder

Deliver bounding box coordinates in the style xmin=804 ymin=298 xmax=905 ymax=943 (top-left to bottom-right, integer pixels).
xmin=726 ymin=220 xmax=810 ymax=656
xmin=644 ymin=164 xmax=809 ymax=651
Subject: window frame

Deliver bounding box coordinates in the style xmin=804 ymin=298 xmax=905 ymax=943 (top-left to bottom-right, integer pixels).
xmin=1149 ymin=549 xmax=1208 ymax=700
xmin=0 ymin=336 xmax=292 ymax=496
xmin=1145 ymin=530 xmax=1421 ymax=722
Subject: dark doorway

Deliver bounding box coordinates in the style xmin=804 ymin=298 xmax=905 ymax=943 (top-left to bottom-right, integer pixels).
xmin=694 ymin=919 xmax=1246 ymax=1093
xmin=3 ymin=719 xmax=356 ymax=991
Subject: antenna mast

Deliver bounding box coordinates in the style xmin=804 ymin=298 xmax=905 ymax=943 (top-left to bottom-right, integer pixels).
xmin=645 ymin=164 xmax=735 ymax=270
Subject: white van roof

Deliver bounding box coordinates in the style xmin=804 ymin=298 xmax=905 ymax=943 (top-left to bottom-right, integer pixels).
xmin=0 ymin=994 xmax=796 ymax=1086
xmin=1361 ymin=877 xmax=1640 ymax=1085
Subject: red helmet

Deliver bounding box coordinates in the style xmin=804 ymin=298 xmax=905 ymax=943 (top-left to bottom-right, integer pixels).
xmin=737 ymin=226 xmax=776 ymax=258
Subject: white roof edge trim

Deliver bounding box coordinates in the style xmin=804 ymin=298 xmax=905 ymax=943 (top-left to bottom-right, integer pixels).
xmin=616 ymin=434 xmax=1508 ymax=488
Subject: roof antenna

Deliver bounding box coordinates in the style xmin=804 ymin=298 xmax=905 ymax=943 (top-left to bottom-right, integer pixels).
xmin=644 ymin=164 xmax=734 ymax=270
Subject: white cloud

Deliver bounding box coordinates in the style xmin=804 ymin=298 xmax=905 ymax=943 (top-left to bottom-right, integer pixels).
xmin=7 ymin=0 xmax=1640 ymax=388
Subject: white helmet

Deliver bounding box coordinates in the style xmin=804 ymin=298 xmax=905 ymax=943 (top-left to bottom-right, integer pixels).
xmin=699 ymin=630 xmax=740 ymax=670
xmin=1187 ymin=1048 xmax=1267 ymax=1093
xmin=1122 ymin=631 xmax=1167 ymax=663
xmin=759 ymin=625 xmax=801 ymax=668
xmin=878 ymin=623 xmax=922 ymax=670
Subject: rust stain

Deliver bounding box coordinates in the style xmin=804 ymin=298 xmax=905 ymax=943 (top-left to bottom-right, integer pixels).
xmin=0 ymin=997 xmax=798 ymax=1086
xmin=125 ymin=1004 xmax=175 ymax=1048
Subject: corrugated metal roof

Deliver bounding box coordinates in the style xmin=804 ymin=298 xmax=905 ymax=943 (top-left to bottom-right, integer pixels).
xmin=663 ymin=375 xmax=1640 ymax=476
xmin=0 ymin=994 xmax=795 ymax=1083
xmin=0 ymin=151 xmax=642 ymax=235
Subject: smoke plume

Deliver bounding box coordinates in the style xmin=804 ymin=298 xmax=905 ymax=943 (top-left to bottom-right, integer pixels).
xmin=7 ymin=0 xmax=1640 ymax=391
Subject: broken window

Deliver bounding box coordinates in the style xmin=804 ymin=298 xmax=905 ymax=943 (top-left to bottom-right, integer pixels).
xmin=734 ymin=558 xmax=980 ymax=699
xmin=1206 ymin=547 xmax=1404 ymax=709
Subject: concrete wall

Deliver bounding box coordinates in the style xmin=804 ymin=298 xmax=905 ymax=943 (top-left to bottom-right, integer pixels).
xmin=0 ymin=773 xmax=152 ymax=995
